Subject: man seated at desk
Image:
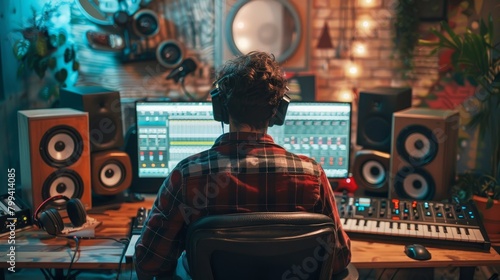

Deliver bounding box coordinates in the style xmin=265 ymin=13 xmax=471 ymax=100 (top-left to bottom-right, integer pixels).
xmin=133 ymin=51 xmax=351 ymax=279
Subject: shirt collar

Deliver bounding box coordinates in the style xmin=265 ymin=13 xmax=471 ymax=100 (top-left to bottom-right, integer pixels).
xmin=213 ymin=132 xmax=276 ymax=146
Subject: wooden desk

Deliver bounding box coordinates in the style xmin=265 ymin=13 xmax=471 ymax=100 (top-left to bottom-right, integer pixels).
xmin=1 ymin=195 xmax=500 ymax=278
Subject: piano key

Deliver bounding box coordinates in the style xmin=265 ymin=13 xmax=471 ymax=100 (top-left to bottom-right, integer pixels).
xmin=469 ymin=228 xmax=485 ymax=242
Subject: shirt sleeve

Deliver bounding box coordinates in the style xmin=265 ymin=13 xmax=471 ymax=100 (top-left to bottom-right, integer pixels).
xmin=315 ymin=167 xmax=352 ymax=274
xmin=134 ymin=169 xmax=187 ymax=279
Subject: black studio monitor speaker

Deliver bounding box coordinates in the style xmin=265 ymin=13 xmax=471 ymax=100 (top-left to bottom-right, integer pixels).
xmin=357 ymin=87 xmax=412 ymax=153
xmin=60 ymin=86 xmax=124 ymax=152
xmin=17 ymin=109 xmax=92 ymax=211
xmin=389 ymin=108 xmax=459 ymax=201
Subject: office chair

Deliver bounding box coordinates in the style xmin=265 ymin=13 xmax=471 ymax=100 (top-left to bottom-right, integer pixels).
xmin=183 ymin=212 xmax=358 ymax=280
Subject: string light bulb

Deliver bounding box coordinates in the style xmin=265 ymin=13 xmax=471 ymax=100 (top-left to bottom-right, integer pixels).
xmin=353 ymin=42 xmax=367 ymax=57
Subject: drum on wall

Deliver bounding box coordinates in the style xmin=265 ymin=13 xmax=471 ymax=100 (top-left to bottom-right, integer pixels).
xmin=215 ymin=0 xmax=311 ymax=72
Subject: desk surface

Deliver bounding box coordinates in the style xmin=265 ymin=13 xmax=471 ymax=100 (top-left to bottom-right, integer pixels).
xmin=2 ymin=195 xmax=500 ymax=270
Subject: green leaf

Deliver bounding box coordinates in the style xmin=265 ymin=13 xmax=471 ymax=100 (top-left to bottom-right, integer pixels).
xmin=16 ymin=63 xmax=25 ymax=77
xmin=486 ymin=197 xmax=494 ymax=209
xmin=35 ymin=36 xmax=48 ymax=57
xmin=49 ymin=34 xmax=58 ymax=48
xmin=72 ymin=61 xmax=80 ymax=71
xmin=33 ymin=58 xmax=48 ymax=79
xmin=58 ymin=33 xmax=67 ymax=46
xmin=54 ymin=68 xmax=68 ymax=83
xmin=13 ymin=39 xmax=30 ymax=60
xmin=48 ymin=57 xmax=57 ymax=69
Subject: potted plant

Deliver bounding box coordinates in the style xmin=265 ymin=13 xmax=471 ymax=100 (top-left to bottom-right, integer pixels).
xmin=420 ymin=15 xmax=500 ymax=234
xmin=12 ymin=2 xmax=79 ymax=106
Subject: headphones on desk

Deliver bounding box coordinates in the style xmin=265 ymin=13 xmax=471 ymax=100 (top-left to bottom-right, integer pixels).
xmin=210 ymin=75 xmax=290 ymax=126
xmin=33 ymin=195 xmax=87 ymax=236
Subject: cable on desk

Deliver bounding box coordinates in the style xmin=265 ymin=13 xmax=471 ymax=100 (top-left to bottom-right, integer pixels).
xmin=64 ymin=236 xmax=130 ymax=280
xmin=66 ymin=235 xmax=81 ymax=280
xmin=116 ymin=237 xmax=131 ymax=280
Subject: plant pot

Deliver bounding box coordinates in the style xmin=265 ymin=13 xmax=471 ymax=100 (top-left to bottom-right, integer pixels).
xmin=472 ymin=195 xmax=500 ymax=236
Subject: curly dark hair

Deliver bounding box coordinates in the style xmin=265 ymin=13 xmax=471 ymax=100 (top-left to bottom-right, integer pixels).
xmin=215 ymin=51 xmax=288 ymax=130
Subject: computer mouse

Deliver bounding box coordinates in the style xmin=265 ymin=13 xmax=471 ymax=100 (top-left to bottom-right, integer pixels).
xmin=404 ymin=244 xmax=431 ymax=260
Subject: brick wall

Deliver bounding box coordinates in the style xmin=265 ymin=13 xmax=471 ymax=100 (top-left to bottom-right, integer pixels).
xmin=309 ymin=0 xmax=439 ymax=105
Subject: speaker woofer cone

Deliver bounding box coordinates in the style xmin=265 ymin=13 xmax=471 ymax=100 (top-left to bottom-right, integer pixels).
xmin=99 ymin=160 xmax=125 ymax=188
xmin=42 ymin=169 xmax=84 ymax=209
xmin=396 ymin=125 xmax=438 ymax=167
xmin=362 ymin=116 xmax=391 ymax=147
xmin=394 ymin=167 xmax=435 ymax=200
xmin=361 ymin=160 xmax=386 ymax=186
xmin=40 ymin=126 xmax=83 ymax=167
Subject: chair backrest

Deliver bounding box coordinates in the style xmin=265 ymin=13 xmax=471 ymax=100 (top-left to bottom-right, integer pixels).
xmin=185 ymin=212 xmax=338 ymax=280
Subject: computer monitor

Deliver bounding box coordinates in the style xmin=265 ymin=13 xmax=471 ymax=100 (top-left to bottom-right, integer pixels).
xmin=267 ymin=102 xmax=351 ymax=178
xmin=134 ymin=101 xmax=351 ymax=192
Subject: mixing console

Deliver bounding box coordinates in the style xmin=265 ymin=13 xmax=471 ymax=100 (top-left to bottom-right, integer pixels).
xmin=335 ymin=193 xmax=491 ymax=251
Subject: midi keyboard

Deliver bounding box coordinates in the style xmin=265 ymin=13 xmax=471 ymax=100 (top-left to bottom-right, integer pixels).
xmin=335 ymin=193 xmax=491 ymax=251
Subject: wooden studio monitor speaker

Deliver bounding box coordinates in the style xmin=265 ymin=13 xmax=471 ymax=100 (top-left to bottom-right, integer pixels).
xmin=389 ymin=108 xmax=459 ymax=201
xmin=18 ymin=108 xmax=92 ymax=210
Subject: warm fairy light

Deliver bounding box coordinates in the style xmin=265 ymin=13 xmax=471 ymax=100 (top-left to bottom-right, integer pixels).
xmin=338 ymin=89 xmax=354 ymax=102
xmin=361 ymin=20 xmax=371 ymax=29
xmin=356 ymin=15 xmax=374 ymax=36
xmin=346 ymin=63 xmax=359 ymax=77
xmin=359 ymin=0 xmax=377 ymax=7
xmin=353 ymin=42 xmax=367 ymax=56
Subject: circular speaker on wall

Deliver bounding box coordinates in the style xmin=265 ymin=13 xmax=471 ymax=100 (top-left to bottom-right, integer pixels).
xmin=396 ymin=125 xmax=438 ymax=167
xmin=132 ymin=9 xmax=159 ymax=37
xmin=352 ymin=150 xmax=390 ymax=195
xmin=42 ymin=170 xmax=84 ymax=209
xmin=393 ymin=166 xmax=435 ymax=200
xmin=156 ymin=40 xmax=184 ymax=68
xmin=40 ymin=126 xmax=83 ymax=167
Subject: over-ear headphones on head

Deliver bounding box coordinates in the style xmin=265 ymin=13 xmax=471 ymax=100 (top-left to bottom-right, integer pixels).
xmin=210 ymin=76 xmax=290 ymax=126
xmin=33 ymin=195 xmax=87 ymax=236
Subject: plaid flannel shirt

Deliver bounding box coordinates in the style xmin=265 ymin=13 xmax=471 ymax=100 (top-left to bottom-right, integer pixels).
xmin=134 ymin=132 xmax=351 ymax=278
